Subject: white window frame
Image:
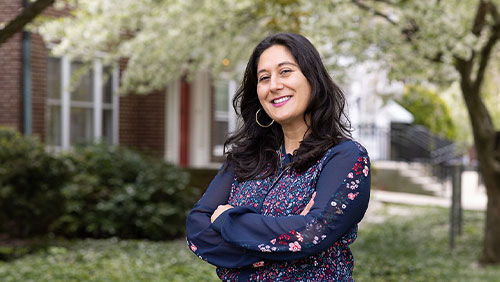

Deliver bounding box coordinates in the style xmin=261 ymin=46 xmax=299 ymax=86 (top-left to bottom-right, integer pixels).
xmin=46 ymin=55 xmax=119 ymax=150
xmin=212 ymin=78 xmax=237 ymax=157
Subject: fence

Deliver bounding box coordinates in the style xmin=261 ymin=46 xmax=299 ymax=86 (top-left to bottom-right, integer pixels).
xmin=357 ymin=122 xmax=468 ymax=249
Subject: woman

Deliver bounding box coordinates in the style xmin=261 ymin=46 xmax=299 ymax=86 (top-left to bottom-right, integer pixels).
xmin=186 ymin=33 xmax=370 ymax=282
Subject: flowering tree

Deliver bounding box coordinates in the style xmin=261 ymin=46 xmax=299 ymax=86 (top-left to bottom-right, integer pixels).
xmin=38 ymin=0 xmax=305 ymax=94
xmin=38 ymin=0 xmax=500 ymax=264
xmin=338 ymin=0 xmax=500 ymax=265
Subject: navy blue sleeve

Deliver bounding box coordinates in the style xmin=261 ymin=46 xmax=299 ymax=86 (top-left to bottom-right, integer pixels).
xmin=212 ymin=141 xmax=370 ymax=261
xmin=185 ymin=163 xmax=262 ymax=268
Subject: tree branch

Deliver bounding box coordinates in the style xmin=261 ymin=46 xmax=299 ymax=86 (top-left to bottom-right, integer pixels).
xmin=424 ymin=52 xmax=444 ymax=63
xmin=350 ymin=0 xmax=397 ymax=25
xmin=472 ymin=0 xmax=489 ymax=36
xmin=473 ymin=2 xmax=500 ymax=93
xmin=0 ymin=0 xmax=55 ymax=45
xmin=490 ymin=1 xmax=500 ymax=22
xmin=474 ymin=27 xmax=500 ymax=92
xmin=455 ymin=53 xmax=495 ymax=148
xmin=455 ymin=56 xmax=474 ymax=90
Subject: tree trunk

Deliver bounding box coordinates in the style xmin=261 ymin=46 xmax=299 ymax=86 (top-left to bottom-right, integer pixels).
xmin=477 ymin=123 xmax=500 ymax=264
xmin=458 ymin=70 xmax=500 ymax=265
xmin=481 ymin=176 xmax=500 ymax=264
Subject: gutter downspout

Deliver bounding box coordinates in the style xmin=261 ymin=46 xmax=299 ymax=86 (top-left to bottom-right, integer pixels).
xmin=21 ymin=0 xmax=32 ymax=135
xmin=179 ymin=76 xmax=190 ymax=167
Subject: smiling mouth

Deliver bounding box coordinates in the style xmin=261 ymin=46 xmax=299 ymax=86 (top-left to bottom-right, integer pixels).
xmin=272 ymin=96 xmax=291 ymax=104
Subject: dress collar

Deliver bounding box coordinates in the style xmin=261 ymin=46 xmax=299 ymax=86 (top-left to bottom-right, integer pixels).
xmin=279 ymin=143 xmax=294 ymax=166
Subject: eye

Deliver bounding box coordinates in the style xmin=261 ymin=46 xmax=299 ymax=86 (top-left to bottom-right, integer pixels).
xmin=280 ymin=69 xmax=292 ymax=75
xmin=258 ymin=75 xmax=270 ymax=82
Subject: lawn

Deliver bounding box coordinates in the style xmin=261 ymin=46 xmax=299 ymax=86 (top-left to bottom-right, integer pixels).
xmin=1 ymin=204 xmax=499 ymax=281
xmin=352 ymin=204 xmax=500 ymax=281
xmin=0 ymin=238 xmax=219 ymax=282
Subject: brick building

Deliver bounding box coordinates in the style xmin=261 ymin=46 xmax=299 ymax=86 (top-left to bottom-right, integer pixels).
xmin=0 ymin=1 xmax=233 ymax=168
xmin=2 ymin=2 xmax=412 ymax=169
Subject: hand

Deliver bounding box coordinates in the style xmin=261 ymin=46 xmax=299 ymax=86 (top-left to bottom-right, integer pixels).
xmin=300 ymin=192 xmax=316 ymax=216
xmin=211 ymin=204 xmax=234 ymax=223
xmin=253 ymin=261 xmax=265 ymax=268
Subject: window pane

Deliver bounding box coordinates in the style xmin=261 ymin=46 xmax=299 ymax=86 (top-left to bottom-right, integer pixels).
xmin=71 ymin=61 xmax=93 ymax=102
xmin=214 ymin=120 xmax=228 ymax=146
xmin=215 ymin=81 xmax=229 ymax=112
xmin=102 ymin=109 xmax=113 ymax=144
xmin=47 ymin=57 xmax=61 ymax=99
xmin=46 ymin=105 xmax=61 ymax=146
xmin=70 ymin=107 xmax=94 ymax=145
xmin=102 ymin=66 xmax=113 ymax=103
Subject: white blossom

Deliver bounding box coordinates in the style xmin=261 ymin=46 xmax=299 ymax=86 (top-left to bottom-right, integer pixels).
xmin=36 ymin=0 xmax=499 ymax=95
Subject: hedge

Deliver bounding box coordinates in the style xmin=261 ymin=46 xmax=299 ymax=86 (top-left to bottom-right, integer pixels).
xmin=0 ymin=128 xmax=202 ymax=241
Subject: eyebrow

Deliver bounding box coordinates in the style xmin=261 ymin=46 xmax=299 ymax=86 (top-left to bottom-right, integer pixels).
xmin=257 ymin=61 xmax=298 ymax=75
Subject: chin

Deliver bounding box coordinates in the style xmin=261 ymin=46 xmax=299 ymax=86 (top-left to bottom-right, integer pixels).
xmin=271 ymin=115 xmax=289 ymax=123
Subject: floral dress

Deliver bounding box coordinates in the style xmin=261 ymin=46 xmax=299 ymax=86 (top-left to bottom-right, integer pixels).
xmin=186 ymin=140 xmax=370 ymax=281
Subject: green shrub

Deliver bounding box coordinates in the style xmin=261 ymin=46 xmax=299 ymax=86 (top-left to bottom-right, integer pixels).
xmin=54 ymin=144 xmax=200 ymax=240
xmin=0 ymin=128 xmax=72 ymax=238
xmin=397 ymin=85 xmax=457 ymax=140
xmin=185 ymin=168 xmax=219 ymax=194
xmin=0 ymin=127 xmax=201 ymax=241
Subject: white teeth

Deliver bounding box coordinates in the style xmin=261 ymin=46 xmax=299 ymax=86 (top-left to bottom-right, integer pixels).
xmin=273 ymin=96 xmax=291 ymax=104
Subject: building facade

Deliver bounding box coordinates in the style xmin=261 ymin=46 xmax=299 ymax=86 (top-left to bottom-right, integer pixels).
xmin=1 ymin=1 xmax=411 ymax=169
xmin=0 ymin=1 xmax=232 ymax=168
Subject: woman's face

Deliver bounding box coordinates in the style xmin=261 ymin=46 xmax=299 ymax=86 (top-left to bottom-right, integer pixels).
xmin=256 ymin=45 xmax=311 ymax=129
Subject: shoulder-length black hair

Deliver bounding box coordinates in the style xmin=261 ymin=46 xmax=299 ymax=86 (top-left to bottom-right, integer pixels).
xmin=225 ymin=33 xmax=351 ymax=181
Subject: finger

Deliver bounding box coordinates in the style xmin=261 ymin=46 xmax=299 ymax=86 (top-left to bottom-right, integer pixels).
xmin=306 ymin=199 xmax=314 ymax=210
xmin=308 ymin=197 xmax=314 ymax=207
xmin=307 ymin=193 xmax=316 ymax=208
xmin=253 ymin=261 xmax=264 ymax=268
xmin=300 ymin=201 xmax=312 ymax=215
xmin=222 ymin=205 xmax=234 ymax=212
xmin=211 ymin=205 xmax=226 ymax=223
xmin=300 ymin=207 xmax=307 ymax=216
xmin=300 ymin=194 xmax=316 ymax=215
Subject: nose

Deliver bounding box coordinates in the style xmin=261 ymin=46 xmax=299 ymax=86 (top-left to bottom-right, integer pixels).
xmin=269 ymin=75 xmax=283 ymax=92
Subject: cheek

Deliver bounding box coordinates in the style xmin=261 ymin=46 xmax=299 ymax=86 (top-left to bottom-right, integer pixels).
xmin=256 ymin=86 xmax=266 ymax=102
xmin=301 ymin=82 xmax=312 ymax=105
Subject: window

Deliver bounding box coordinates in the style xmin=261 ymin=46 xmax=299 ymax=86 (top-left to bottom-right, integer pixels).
xmin=46 ymin=57 xmax=62 ymax=146
xmin=46 ymin=56 xmax=119 ymax=149
xmin=211 ymin=78 xmax=237 ymax=159
xmin=69 ymin=61 xmax=94 ymax=145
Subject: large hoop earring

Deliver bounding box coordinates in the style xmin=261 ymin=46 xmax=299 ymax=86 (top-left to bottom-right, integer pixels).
xmin=256 ymin=108 xmax=274 ymax=128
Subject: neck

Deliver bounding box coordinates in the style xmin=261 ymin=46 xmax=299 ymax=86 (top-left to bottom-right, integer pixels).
xmin=282 ymin=122 xmax=309 ymax=154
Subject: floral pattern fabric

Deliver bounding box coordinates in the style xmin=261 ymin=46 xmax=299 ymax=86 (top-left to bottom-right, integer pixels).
xmin=186 ymin=140 xmax=370 ymax=282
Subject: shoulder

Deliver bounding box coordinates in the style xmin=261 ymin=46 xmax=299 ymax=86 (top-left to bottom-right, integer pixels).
xmin=322 ymin=139 xmax=369 ymax=165
xmin=332 ymin=139 xmax=368 ymax=156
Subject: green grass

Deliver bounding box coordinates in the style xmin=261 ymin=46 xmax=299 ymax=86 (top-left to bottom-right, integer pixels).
xmin=352 ymin=204 xmax=500 ymax=281
xmin=1 ymin=204 xmax=499 ymax=281
xmin=0 ymin=238 xmax=219 ymax=282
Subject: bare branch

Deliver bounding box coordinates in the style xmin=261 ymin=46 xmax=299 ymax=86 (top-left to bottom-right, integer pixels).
xmin=489 ymin=0 xmax=499 ymax=22
xmin=472 ymin=0 xmax=489 ymax=36
xmin=401 ymin=18 xmax=419 ymax=42
xmin=350 ymin=0 xmax=397 ymax=25
xmin=474 ymin=25 xmax=500 ymax=93
xmin=424 ymin=52 xmax=444 ymax=64
xmin=0 ymin=0 xmax=55 ymax=45
xmin=473 ymin=2 xmax=500 ymax=92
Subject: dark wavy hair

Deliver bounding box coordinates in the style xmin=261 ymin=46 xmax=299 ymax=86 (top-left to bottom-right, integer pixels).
xmin=225 ymin=33 xmax=351 ymax=181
